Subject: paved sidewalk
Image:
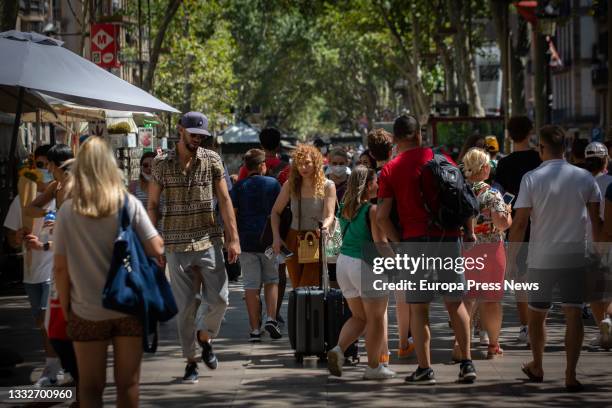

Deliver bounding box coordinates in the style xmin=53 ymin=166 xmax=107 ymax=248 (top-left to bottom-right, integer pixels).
xmin=1 ymin=282 xmax=611 ymax=407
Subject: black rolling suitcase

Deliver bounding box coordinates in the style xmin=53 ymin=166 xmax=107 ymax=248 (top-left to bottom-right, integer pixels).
xmin=288 ymin=287 xmax=326 ymax=363
xmin=288 ymin=222 xmax=359 ymax=363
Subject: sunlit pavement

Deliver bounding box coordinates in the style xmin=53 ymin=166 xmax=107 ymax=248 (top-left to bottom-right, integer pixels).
xmin=1 ymin=281 xmax=611 ymax=407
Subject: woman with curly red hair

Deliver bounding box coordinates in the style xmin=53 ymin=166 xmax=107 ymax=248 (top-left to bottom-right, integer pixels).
xmin=270 ymin=144 xmax=336 ymax=287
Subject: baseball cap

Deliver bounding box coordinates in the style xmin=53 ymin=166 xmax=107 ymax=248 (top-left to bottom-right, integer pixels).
xmin=485 ymin=136 xmax=499 ymax=153
xmin=179 ymin=111 xmax=211 ymax=136
xmin=585 ymin=141 xmax=608 ymax=158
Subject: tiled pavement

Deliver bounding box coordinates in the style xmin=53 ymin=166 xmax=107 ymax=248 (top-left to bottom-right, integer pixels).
xmin=1 ymin=281 xmax=611 ymax=407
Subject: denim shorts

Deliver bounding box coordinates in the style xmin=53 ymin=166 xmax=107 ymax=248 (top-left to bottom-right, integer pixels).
xmin=240 ymin=252 xmax=279 ymax=290
xmin=24 ymin=281 xmax=51 ymax=321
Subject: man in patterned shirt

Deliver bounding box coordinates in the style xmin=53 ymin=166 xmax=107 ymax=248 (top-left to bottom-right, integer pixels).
xmin=148 ymin=111 xmax=240 ymax=384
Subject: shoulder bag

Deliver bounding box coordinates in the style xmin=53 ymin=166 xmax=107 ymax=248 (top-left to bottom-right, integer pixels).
xmin=102 ymin=196 xmax=178 ymax=353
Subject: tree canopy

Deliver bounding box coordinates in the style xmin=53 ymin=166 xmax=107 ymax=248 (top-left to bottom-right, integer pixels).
xmin=139 ymin=0 xmax=492 ymax=136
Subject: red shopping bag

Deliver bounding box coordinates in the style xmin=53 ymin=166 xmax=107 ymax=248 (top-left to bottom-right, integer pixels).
xmin=46 ymin=287 xmax=69 ymax=340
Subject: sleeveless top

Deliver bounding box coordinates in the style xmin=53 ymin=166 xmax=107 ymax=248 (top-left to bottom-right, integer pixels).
xmin=290 ymin=179 xmax=334 ymax=231
xmin=338 ymin=202 xmax=372 ymax=260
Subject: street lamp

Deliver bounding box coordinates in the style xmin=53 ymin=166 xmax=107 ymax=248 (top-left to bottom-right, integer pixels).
xmin=537 ymin=16 xmax=557 ymax=36
xmin=536 ymin=1 xmax=562 ymax=36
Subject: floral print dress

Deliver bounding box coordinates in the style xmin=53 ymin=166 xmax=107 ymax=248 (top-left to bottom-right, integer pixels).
xmin=472 ymin=181 xmax=508 ymax=243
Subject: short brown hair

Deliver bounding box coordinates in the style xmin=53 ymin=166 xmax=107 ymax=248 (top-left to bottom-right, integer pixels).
xmin=507 ymin=116 xmax=533 ymax=143
xmin=540 ymin=125 xmax=566 ymax=155
xmin=244 ymin=148 xmax=266 ymax=171
xmin=367 ymin=128 xmax=393 ymax=161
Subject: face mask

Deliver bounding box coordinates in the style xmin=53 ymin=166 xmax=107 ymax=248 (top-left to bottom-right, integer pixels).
xmin=142 ymin=173 xmax=152 ymax=182
xmin=40 ymin=169 xmax=54 ymax=183
xmin=330 ymin=165 xmax=347 ymax=177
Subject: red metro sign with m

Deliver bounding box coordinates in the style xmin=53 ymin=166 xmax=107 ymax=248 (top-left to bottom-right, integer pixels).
xmin=90 ymin=24 xmax=120 ymax=68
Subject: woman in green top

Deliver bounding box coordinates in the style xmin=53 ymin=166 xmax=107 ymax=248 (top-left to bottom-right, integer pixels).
xmin=326 ymin=166 xmax=395 ymax=380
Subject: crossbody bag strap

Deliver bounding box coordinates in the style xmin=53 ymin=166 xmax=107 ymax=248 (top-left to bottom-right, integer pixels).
xmin=298 ymin=193 xmax=302 ymax=233
xmin=119 ymin=194 xmax=130 ymax=231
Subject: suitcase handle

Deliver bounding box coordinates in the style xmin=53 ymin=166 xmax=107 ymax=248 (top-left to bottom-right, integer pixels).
xmin=318 ymin=221 xmax=330 ymax=295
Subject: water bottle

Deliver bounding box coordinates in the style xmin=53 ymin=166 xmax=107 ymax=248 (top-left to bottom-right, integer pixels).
xmin=39 ymin=211 xmax=56 ymax=243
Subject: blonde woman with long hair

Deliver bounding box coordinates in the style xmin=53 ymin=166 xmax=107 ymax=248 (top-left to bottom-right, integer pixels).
xmin=53 ymin=137 xmax=164 ymax=408
xmin=271 ymin=144 xmax=336 ymax=287
xmin=460 ymin=147 xmax=511 ymax=359
xmin=327 ymin=166 xmax=395 ymax=380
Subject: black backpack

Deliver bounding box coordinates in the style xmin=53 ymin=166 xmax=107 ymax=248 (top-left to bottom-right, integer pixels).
xmin=421 ymin=152 xmax=479 ymax=231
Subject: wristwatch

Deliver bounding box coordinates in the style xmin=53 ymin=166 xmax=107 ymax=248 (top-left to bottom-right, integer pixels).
xmin=43 ymin=242 xmax=50 ymax=251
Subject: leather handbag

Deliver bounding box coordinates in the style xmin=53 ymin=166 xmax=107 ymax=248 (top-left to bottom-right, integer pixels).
xmin=296 ymin=196 xmax=320 ymax=263
xmin=102 ymin=196 xmax=178 ymax=353
xmin=297 ymin=231 xmax=320 ymax=263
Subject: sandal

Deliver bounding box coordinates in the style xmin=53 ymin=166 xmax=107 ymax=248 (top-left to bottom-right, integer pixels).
xmin=521 ymin=363 xmax=543 ymax=383
xmin=486 ymin=344 xmax=503 ymax=359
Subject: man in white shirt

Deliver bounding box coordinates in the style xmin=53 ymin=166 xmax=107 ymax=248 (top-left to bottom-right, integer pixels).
xmin=3 ymin=147 xmax=61 ymax=387
xmin=508 ymin=125 xmax=602 ymax=392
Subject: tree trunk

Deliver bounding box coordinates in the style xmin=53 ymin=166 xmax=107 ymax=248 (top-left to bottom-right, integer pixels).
xmin=534 ymin=33 xmax=548 ymax=136
xmin=510 ymin=17 xmax=529 ymax=116
xmin=376 ymin=1 xmax=430 ymax=119
xmin=181 ymin=11 xmax=193 ymax=112
xmin=448 ymin=0 xmax=485 ymax=116
xmin=143 ymin=0 xmax=183 ymax=92
xmin=453 ymin=38 xmax=469 ymax=104
xmin=437 ymin=39 xmax=458 ymax=102
xmin=1 ymin=0 xmax=18 ymax=31
xmin=490 ymin=0 xmax=509 ymax=116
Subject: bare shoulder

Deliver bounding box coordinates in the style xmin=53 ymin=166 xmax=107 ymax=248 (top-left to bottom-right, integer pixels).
xmin=325 ymin=179 xmax=336 ymax=193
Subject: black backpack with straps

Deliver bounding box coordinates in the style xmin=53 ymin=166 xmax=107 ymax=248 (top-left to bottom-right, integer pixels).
xmin=421 ymin=152 xmax=479 ymax=231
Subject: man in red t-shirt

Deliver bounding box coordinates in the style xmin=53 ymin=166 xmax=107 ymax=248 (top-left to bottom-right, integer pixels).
xmin=237 ymin=128 xmax=290 ymax=185
xmin=377 ymin=114 xmax=476 ymax=385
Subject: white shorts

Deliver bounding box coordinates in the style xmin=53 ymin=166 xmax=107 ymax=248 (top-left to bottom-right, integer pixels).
xmin=336 ymin=254 xmax=387 ymax=299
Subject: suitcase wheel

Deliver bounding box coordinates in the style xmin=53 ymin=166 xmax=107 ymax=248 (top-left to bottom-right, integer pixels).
xmin=294 ymin=353 xmax=304 ymax=364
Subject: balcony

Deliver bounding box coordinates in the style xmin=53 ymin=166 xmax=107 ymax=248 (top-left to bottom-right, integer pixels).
xmin=592 ymin=67 xmax=608 ymax=89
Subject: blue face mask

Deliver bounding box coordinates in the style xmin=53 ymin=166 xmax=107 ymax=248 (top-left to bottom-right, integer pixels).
xmin=40 ymin=169 xmax=54 ymax=183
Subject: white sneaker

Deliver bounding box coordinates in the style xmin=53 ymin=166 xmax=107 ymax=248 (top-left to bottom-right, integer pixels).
xmin=589 ymin=334 xmax=603 ymax=348
xmin=517 ymin=325 xmax=529 ymax=344
xmin=363 ymin=364 xmax=396 ymax=380
xmin=600 ymin=318 xmax=612 ymax=350
xmin=34 ymin=376 xmax=57 ymax=387
xmin=34 ymin=365 xmax=59 ymax=387
xmin=327 ymin=346 xmax=344 ymax=377
xmin=479 ymin=331 xmax=489 ymax=346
